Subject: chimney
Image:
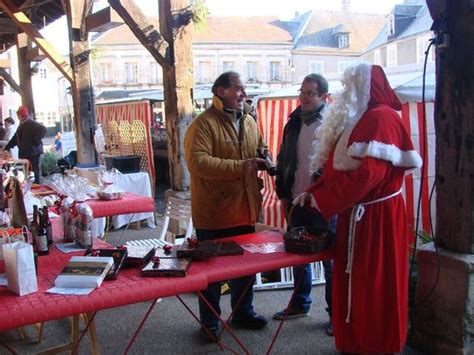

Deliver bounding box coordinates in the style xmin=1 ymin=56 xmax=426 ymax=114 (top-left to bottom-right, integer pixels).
xmin=342 ymin=0 xmax=350 ymax=12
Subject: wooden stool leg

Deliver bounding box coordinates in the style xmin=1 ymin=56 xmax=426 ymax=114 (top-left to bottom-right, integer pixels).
xmin=71 ymin=315 xmax=80 ymax=355
xmin=36 ymin=322 xmax=44 ymax=343
xmin=83 ymin=313 xmax=100 ymax=355
xmin=17 ymin=327 xmax=25 ymax=340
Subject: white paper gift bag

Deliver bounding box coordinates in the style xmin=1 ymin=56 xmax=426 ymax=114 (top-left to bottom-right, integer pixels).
xmin=4 ymin=241 xmax=38 ymax=296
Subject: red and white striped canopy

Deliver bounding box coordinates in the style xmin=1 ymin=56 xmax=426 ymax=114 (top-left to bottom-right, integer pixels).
xmin=256 ymin=98 xmax=435 ymax=242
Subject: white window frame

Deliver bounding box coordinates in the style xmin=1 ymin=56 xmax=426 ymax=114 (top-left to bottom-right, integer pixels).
xmin=387 ymin=43 xmax=397 ymax=67
xmin=389 ymin=15 xmax=395 ymax=35
xmin=374 ymin=49 xmax=381 ymax=65
xmin=416 ymin=34 xmax=434 ymax=64
xmin=246 ymin=61 xmax=258 ymax=82
xmin=269 ymin=61 xmax=281 ymax=81
xmin=39 ymin=68 xmax=47 ymax=79
xmin=124 ymin=62 xmax=138 ymax=84
xmin=338 ymin=34 xmax=349 ymax=48
xmin=308 ymin=60 xmax=324 ymax=74
xmin=222 ymin=61 xmax=234 ymax=72
xmin=197 ymin=61 xmax=212 ymax=84
xmin=99 ymin=63 xmax=112 ymax=83
xmin=149 ymin=62 xmax=159 ymax=84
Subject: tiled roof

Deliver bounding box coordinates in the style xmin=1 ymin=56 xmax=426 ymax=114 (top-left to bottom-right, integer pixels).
xmin=93 ymin=18 xmax=159 ymax=46
xmin=93 ymin=16 xmax=293 ymax=46
xmin=366 ymin=0 xmax=432 ymax=51
xmin=295 ymin=11 xmax=386 ymax=52
xmin=193 ymin=17 xmax=293 ymax=43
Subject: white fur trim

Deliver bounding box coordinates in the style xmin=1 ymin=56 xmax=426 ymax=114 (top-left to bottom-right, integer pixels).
xmin=348 ymin=141 xmax=423 ymax=168
xmin=332 ymin=121 xmax=361 ymax=171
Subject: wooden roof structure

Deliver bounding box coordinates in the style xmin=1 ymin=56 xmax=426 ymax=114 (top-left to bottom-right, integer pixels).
xmin=0 ymin=0 xmax=65 ymax=52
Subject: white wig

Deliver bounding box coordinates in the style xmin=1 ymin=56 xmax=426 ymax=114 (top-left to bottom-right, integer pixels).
xmin=309 ymin=63 xmax=372 ymax=174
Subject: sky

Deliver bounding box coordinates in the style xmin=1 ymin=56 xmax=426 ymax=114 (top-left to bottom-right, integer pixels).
xmin=133 ymin=0 xmax=406 ymax=18
xmin=43 ymin=0 xmax=406 ymax=54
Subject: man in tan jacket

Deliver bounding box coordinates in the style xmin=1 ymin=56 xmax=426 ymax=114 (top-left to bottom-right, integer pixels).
xmin=184 ymin=71 xmax=267 ymax=342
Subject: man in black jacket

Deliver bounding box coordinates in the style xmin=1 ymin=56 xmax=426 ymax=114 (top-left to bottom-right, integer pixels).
xmin=274 ymin=74 xmax=335 ymax=335
xmin=5 ymin=106 xmax=47 ymax=183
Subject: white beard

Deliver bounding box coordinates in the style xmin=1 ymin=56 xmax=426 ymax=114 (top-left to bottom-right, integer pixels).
xmin=309 ymin=63 xmax=372 ymax=173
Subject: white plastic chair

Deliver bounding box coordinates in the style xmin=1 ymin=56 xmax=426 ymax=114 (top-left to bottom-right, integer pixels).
xmin=159 ymin=196 xmax=194 ymax=244
xmin=126 ymin=197 xmax=193 ymax=248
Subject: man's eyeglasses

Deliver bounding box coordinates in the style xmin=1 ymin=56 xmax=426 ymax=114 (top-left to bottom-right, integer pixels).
xmin=298 ymin=89 xmax=320 ymax=97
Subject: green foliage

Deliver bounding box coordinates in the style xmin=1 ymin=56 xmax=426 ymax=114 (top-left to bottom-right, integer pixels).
xmin=191 ymin=0 xmax=209 ymax=29
xmin=41 ymin=151 xmax=61 ymax=176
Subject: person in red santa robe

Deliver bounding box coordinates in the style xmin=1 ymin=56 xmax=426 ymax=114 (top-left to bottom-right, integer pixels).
xmin=294 ymin=63 xmax=423 ymax=353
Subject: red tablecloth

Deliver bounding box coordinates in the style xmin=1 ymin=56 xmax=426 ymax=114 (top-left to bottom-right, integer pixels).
xmin=0 ymin=231 xmax=333 ymax=332
xmin=85 ymin=192 xmax=155 ymax=218
xmin=0 ymin=239 xmax=207 ymax=332
xmin=190 ymin=231 xmax=334 ymax=284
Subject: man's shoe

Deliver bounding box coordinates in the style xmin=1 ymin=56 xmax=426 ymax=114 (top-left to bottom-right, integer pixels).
xmin=200 ymin=324 xmax=222 ymax=342
xmin=326 ymin=320 xmax=334 ymax=336
xmin=273 ymin=308 xmax=309 ymax=320
xmin=231 ymin=314 xmax=268 ymax=330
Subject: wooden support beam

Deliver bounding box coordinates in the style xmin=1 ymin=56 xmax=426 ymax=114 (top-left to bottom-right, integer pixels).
xmin=0 ymin=67 xmax=22 ymax=94
xmin=0 ymin=58 xmax=10 ymax=68
xmin=86 ymin=6 xmax=123 ymax=33
xmin=0 ymin=0 xmax=74 ymax=84
xmin=64 ymin=0 xmax=96 ymax=164
xmin=108 ymin=0 xmax=170 ymax=69
xmin=0 ymin=17 xmax=18 ymax=34
xmin=16 ymin=41 xmax=35 ymax=115
xmin=27 ymin=46 xmax=46 ymax=62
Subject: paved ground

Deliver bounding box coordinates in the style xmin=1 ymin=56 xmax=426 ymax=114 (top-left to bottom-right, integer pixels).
xmin=0 ymin=185 xmax=422 ymax=354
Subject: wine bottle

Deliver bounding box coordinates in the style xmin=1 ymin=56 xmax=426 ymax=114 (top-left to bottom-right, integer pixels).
xmin=43 ymin=206 xmax=53 ymax=245
xmin=35 ymin=208 xmax=49 ymax=256
xmin=30 ymin=205 xmax=39 ymax=245
xmin=257 ymin=148 xmax=277 ymax=176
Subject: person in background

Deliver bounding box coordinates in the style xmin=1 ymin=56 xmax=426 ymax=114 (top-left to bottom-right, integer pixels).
xmin=0 ymin=121 xmax=5 ymax=141
xmin=1 ymin=117 xmax=18 ymax=158
xmin=54 ymin=132 xmax=62 ymax=153
xmin=295 ymin=63 xmax=422 ymax=353
xmin=4 ymin=106 xmax=47 ymax=183
xmin=274 ymin=73 xmax=335 ymax=336
xmin=184 ymin=71 xmax=268 ymax=342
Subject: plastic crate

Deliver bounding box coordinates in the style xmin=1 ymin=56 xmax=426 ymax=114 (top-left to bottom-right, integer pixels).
xmin=104 ymin=155 xmax=141 ymax=174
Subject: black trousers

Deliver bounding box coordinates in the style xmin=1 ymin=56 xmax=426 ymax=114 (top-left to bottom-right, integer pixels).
xmin=27 ymin=155 xmax=41 ymax=184
xmin=195 ymin=225 xmax=256 ymax=328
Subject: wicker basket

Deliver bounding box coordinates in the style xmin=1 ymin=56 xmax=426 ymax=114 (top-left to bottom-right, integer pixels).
xmin=283 ymin=205 xmax=333 ymax=254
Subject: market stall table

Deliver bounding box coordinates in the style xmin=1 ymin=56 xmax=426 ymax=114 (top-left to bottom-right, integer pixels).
xmin=0 ymin=231 xmax=333 ymax=354
xmin=85 ymin=192 xmax=155 ymax=243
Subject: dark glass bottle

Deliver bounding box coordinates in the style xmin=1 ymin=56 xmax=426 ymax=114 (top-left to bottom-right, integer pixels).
xmin=257 ymin=148 xmax=277 ymax=176
xmin=43 ymin=206 xmax=53 ymax=245
xmin=30 ymin=205 xmax=39 ymax=244
xmin=35 ymin=209 xmax=49 ymax=256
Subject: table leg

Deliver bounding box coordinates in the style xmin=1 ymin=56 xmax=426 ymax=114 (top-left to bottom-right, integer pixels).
xmin=114 ymin=213 xmax=136 ymax=246
xmin=36 ymin=313 xmax=99 ymax=355
xmin=265 ymin=268 xmax=305 ymax=355
xmin=82 ymin=313 xmax=100 ymax=355
xmin=196 ymin=291 xmax=251 ymax=355
xmin=123 ymin=297 xmax=158 ymax=354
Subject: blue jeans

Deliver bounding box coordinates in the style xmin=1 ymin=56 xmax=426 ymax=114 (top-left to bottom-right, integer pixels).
xmin=196 ymin=225 xmax=257 ymax=329
xmin=288 ymin=205 xmax=335 ymax=316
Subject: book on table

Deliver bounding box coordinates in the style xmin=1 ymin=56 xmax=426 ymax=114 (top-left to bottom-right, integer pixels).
xmin=123 ymin=245 xmax=156 ymax=267
xmin=177 ymin=240 xmax=244 ymax=260
xmin=54 ymin=256 xmax=114 ymax=288
xmin=84 ymin=248 xmax=128 ymax=280
xmin=141 ymin=257 xmax=191 ymax=277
